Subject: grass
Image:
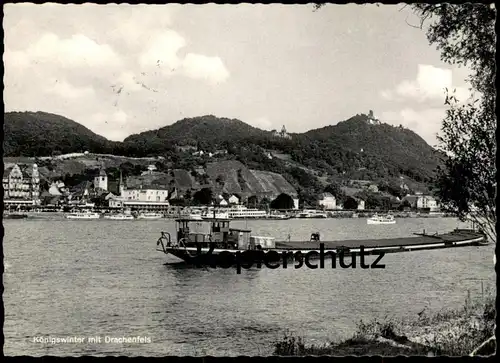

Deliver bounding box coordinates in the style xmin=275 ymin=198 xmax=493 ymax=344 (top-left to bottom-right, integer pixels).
xmin=273 ymin=290 xmax=496 ymax=356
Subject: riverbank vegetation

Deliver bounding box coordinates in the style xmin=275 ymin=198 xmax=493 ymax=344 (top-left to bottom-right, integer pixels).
xmin=410 ymin=3 xmax=496 ymax=242
xmin=273 ymin=290 xmax=495 ymax=356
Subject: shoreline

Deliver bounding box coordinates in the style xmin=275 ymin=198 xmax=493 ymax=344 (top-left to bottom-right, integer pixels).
xmin=273 ymin=291 xmax=495 ymax=356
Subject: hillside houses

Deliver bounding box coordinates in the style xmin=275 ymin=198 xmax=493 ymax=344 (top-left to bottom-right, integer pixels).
xmin=401 ymin=193 xmax=440 ymax=212
xmin=317 ymin=193 xmax=336 ymax=210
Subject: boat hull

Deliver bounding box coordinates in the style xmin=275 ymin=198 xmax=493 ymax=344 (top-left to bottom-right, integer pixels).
xmin=104 ymin=215 xmax=135 ymax=220
xmin=4 ymin=213 xmax=28 ymax=219
xmin=367 ymin=219 xmax=396 ymax=225
xmin=137 ymin=215 xmax=163 ymax=220
xmin=158 ymin=230 xmax=487 ymax=267
xmin=66 ymin=214 xmax=101 ymax=219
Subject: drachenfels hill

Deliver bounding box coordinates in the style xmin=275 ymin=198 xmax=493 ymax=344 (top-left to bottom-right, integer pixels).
xmin=3 ymin=111 xmax=443 ymax=204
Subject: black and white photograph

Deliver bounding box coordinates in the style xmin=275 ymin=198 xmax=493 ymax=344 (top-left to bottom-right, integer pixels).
xmin=2 ymin=2 xmax=496 ymax=357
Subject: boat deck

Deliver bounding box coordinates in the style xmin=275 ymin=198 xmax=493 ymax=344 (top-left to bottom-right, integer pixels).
xmin=274 ymin=230 xmax=485 ymax=250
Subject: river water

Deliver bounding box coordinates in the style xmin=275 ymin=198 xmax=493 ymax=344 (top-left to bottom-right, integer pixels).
xmin=3 ymin=216 xmax=495 ymax=356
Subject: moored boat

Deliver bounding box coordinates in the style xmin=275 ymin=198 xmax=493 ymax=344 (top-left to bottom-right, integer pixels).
xmin=4 ymin=212 xmax=29 ymax=219
xmin=156 ymin=218 xmax=488 ymax=268
xmin=297 ymin=209 xmax=328 ymax=218
xmin=266 ymin=214 xmax=291 ymax=220
xmin=227 ymin=205 xmax=268 ymax=219
xmin=137 ymin=212 xmax=164 ymax=220
xmin=66 ymin=211 xmax=101 ymax=219
xmin=367 ymin=214 xmax=396 ymax=225
xmin=104 ymin=213 xmax=135 ymax=220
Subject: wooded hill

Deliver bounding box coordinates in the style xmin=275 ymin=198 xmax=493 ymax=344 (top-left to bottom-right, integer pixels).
xmin=4 ymin=111 xmax=443 ymax=205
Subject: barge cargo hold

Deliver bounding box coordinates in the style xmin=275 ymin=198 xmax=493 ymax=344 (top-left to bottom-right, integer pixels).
xmin=156 ymin=218 xmax=489 ymax=266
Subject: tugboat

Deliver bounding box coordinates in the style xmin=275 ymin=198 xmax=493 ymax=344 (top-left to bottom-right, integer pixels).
xmin=156 ymin=217 xmax=275 ymax=265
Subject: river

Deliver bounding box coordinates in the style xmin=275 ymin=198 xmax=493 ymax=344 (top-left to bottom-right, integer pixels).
xmin=3 ymin=216 xmax=495 ymax=356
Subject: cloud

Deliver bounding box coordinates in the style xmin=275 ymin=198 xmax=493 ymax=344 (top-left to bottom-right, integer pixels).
xmin=9 ymin=33 xmax=122 ymax=69
xmin=116 ymin=71 xmax=143 ymax=93
xmin=138 ymin=30 xmax=230 ymax=85
xmin=139 ymin=30 xmax=186 ymax=71
xmin=380 ymin=108 xmax=447 ymax=147
xmin=45 ymin=79 xmax=96 ymax=99
xmin=87 ymin=110 xmax=131 ymax=141
xmin=381 ymin=64 xmax=472 ymax=103
xmin=182 ymin=53 xmax=230 ymax=84
xmin=249 ymin=117 xmax=273 ymax=130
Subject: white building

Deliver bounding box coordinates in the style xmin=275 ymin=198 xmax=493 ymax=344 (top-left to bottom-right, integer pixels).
xmin=3 ymin=163 xmax=40 ymax=205
xmin=48 ymin=182 xmax=63 ymax=196
xmin=416 ymin=195 xmax=439 ymax=211
xmin=318 ymin=192 xmax=336 ymax=210
xmin=121 ymin=187 xmax=169 ymax=202
xmin=228 ymin=194 xmax=240 ymax=205
xmin=94 ymin=168 xmax=108 ymax=191
xmin=110 ymin=171 xmax=170 ymax=210
xmin=402 ymin=194 xmax=440 ymax=212
xmin=357 ymin=200 xmax=365 ymax=210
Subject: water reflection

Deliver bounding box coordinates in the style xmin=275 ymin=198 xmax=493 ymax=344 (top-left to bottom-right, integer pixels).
xmin=2 ymin=217 xmax=494 ymax=356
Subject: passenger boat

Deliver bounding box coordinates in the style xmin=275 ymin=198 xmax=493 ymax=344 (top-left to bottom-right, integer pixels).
xmin=155 ymin=218 xmax=489 ymax=267
xmin=227 ymin=205 xmax=268 ymax=219
xmin=66 ymin=211 xmax=101 ymax=219
xmin=297 ymin=209 xmax=328 ymax=218
xmin=137 ymin=212 xmax=164 ymax=220
xmin=367 ymin=214 xmax=396 ymax=225
xmin=104 ymin=213 xmax=135 ymax=220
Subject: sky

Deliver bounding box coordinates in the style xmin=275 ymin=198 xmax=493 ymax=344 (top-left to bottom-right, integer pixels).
xmin=4 ymin=3 xmax=474 ymax=147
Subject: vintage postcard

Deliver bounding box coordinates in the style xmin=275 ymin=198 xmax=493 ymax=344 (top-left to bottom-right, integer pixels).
xmin=2 ymin=2 xmax=496 ymax=357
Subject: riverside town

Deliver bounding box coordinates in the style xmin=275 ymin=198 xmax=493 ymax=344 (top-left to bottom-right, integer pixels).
xmin=4 ymin=3 xmax=495 ymax=358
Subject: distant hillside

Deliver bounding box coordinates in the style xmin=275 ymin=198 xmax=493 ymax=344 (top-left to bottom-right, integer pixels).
xmin=204 ymin=160 xmax=297 ymax=199
xmin=293 ymin=114 xmax=442 ymax=183
xmin=124 ymin=115 xmax=270 ymax=150
xmin=3 ymin=111 xmax=114 ymax=156
xmin=4 ymin=110 xmax=442 ymax=202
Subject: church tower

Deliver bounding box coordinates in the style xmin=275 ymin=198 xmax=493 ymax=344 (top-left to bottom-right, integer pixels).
xmin=94 ymin=167 xmax=108 ymax=191
xmin=31 ymin=163 xmax=40 ymax=203
xmin=119 ymin=170 xmax=125 ymax=197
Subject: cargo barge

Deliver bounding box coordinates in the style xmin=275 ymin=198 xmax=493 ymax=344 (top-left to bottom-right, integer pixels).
xmin=156 ymin=218 xmax=488 ymax=266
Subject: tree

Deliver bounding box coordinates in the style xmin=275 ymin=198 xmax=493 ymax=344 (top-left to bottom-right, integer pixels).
xmin=270 ymin=193 xmax=294 ymax=210
xmin=343 ymin=197 xmax=358 ymax=210
xmin=324 ymin=182 xmax=346 ymax=202
xmin=411 ymin=4 xmax=496 ymax=242
xmin=398 ymin=199 xmax=412 ymax=211
xmin=259 ymin=197 xmax=271 ymax=210
xmin=192 ymin=188 xmax=213 ymax=206
xmin=247 ymin=195 xmax=259 ymax=208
